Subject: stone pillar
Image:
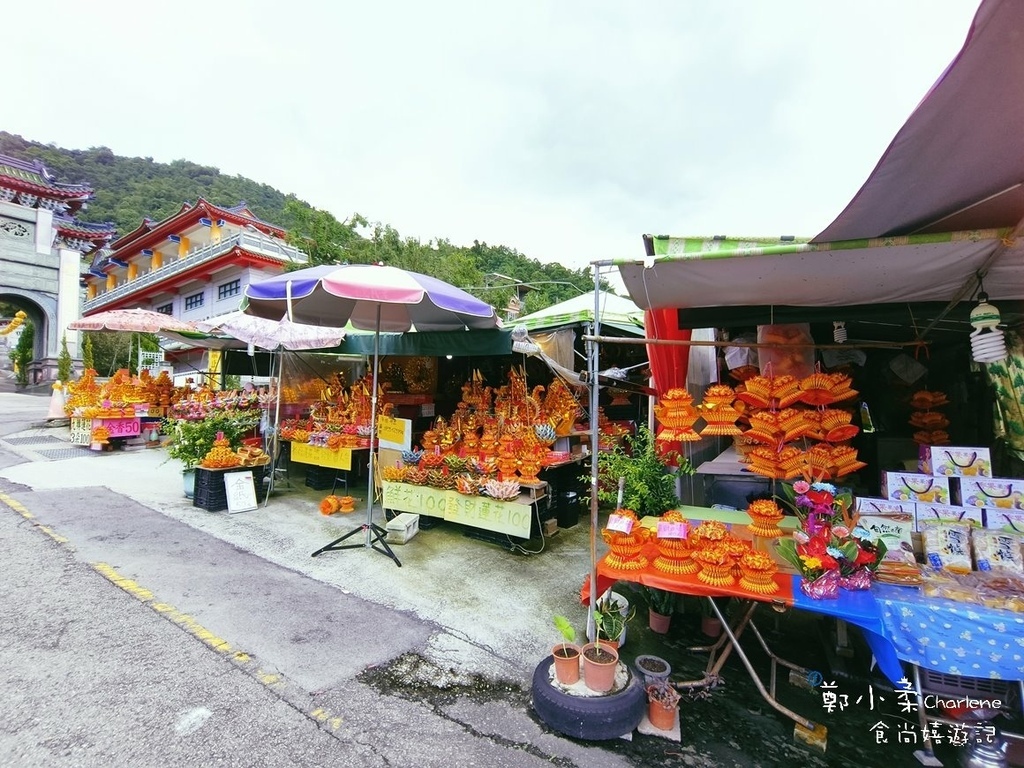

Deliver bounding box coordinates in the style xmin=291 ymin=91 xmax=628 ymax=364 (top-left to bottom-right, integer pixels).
xmin=57 ymin=247 xmax=82 ymax=358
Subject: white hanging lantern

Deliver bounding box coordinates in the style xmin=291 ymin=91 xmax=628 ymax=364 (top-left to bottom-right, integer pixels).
xmin=969 ymin=293 xmax=1008 ymax=363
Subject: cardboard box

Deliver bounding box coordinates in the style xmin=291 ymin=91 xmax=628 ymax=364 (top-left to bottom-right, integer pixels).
xmin=385 ymin=512 xmax=420 ymax=544
xmin=959 ymin=478 xmax=1024 ymax=510
xmin=882 ymin=471 xmax=952 ymax=505
xmin=982 ymin=508 xmax=1024 ymax=533
xmin=914 ymin=503 xmax=984 ymax=530
xmin=856 ymin=498 xmax=917 ymax=517
xmin=929 ymin=446 xmax=993 ymax=478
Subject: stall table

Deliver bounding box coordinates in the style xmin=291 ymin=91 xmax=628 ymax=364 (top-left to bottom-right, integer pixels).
xmin=586 ymin=506 xmax=1024 ymax=749
xmin=694 ymin=446 xmax=774 ymax=508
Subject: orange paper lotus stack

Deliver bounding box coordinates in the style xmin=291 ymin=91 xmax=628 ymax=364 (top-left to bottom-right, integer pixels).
xmin=652 ymin=510 xmax=698 ymax=574
xmin=654 ymin=388 xmax=701 ymax=445
xmin=698 ymin=384 xmax=743 ymax=437
xmin=601 ymin=509 xmax=651 ymax=571
xmin=738 ymin=369 xmax=866 ymax=481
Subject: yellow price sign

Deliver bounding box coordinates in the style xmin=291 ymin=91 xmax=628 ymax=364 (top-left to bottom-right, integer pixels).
xmin=377 ymin=415 xmax=412 ymax=450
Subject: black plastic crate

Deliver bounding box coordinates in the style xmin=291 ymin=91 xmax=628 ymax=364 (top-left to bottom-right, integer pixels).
xmin=194 ymin=466 xmax=268 ymax=512
xmin=304 ymin=465 xmax=336 ymax=490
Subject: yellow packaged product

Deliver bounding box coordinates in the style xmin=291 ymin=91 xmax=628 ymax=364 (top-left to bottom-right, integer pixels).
xmin=920 ymin=521 xmax=972 ymax=574
xmin=971 ymin=528 xmax=1024 ymax=574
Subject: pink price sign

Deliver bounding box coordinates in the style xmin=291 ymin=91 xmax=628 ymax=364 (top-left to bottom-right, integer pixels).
xmin=606 ymin=514 xmax=635 ymax=534
xmin=656 ymin=520 xmax=688 ymax=539
xmin=96 ymin=417 xmax=141 ymax=437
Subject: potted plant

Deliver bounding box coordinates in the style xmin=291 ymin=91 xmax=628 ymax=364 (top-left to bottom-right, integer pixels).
xmin=699 ymin=598 xmax=723 ymax=638
xmin=551 ymin=615 xmax=581 ymax=685
xmin=646 ymin=679 xmax=681 ymax=731
xmin=634 ymin=654 xmax=672 ymax=686
xmin=589 ymin=424 xmax=694 ymax=518
xmin=593 ymin=592 xmax=634 ymax=649
xmin=163 ymin=412 xmax=259 ymax=497
xmin=642 ymin=586 xmax=675 ymax=634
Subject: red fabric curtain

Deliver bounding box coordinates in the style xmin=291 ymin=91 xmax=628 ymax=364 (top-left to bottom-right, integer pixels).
xmin=644 ymin=309 xmax=691 ymax=396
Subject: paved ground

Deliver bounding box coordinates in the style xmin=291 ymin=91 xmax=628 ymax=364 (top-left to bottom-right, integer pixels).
xmin=1 ymin=390 xmax=1021 ymax=767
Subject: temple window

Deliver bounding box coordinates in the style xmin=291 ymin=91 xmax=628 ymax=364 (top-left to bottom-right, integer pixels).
xmin=217 ymin=279 xmax=241 ymax=300
xmin=184 ymin=292 xmax=204 ymax=311
xmin=155 ymin=303 xmax=173 ymax=315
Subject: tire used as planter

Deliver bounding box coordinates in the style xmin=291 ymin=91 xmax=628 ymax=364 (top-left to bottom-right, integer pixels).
xmin=532 ymin=656 xmax=646 ymax=741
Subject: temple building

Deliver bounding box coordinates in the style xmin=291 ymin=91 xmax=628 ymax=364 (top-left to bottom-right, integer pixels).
xmin=82 ymin=198 xmax=308 ymax=380
xmin=0 ymin=154 xmax=115 ymax=382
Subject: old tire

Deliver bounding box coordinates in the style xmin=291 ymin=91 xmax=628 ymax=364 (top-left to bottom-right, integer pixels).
xmin=531 ymin=656 xmax=646 ymax=740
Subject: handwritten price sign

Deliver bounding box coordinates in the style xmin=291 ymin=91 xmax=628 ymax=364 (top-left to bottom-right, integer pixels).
xmin=94 ymin=417 xmax=141 ymax=437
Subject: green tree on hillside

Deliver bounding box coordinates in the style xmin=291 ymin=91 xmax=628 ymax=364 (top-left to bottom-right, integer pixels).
xmin=11 ymin=322 xmax=34 ymax=386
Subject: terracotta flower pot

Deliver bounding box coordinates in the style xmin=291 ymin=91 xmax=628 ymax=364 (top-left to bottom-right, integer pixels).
xmin=700 ymin=615 xmax=722 ymax=638
xmin=649 ymin=608 xmax=671 ymax=634
xmin=581 ymin=642 xmax=619 ymax=693
xmin=648 ymin=698 xmax=678 ymax=731
xmin=551 ymin=643 xmax=581 ymax=685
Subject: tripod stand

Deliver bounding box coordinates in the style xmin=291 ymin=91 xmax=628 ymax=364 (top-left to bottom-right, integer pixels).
xmin=310 ymin=516 xmax=401 ymax=566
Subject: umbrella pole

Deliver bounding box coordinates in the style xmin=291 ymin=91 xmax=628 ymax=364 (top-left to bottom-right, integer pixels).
xmin=311 ymin=305 xmax=402 ymax=566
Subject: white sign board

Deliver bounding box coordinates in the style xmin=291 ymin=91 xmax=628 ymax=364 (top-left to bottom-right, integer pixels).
xmin=225 ymin=471 xmax=258 ymax=514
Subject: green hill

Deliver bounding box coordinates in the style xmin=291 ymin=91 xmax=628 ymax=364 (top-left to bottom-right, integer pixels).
xmin=0 ymin=131 xmax=595 ymax=312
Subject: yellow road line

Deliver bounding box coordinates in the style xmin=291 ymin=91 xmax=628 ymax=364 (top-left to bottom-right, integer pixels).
xmin=0 ymin=494 xmax=344 ymax=731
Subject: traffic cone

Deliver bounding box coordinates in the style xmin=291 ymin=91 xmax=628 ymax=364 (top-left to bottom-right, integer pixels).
xmin=47 ymin=382 xmax=67 ymax=420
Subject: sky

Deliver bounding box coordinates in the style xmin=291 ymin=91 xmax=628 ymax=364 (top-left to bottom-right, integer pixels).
xmin=5 ymin=1 xmax=981 ymax=277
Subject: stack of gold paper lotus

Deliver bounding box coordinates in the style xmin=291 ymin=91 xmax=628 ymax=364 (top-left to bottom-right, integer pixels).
xmin=735 ymin=373 xmax=802 ymax=409
xmin=746 ymin=498 xmax=786 ymax=538
xmin=819 ymin=408 xmax=860 ymax=443
xmin=601 ymin=510 xmax=650 ymax=571
xmin=654 ymin=388 xmax=701 ymax=442
xmin=798 ymin=371 xmax=858 ymax=406
xmin=698 ymin=383 xmax=742 ymax=437
xmin=830 ymin=445 xmax=868 ymax=477
xmin=721 ymin=536 xmax=753 ymax=577
xmin=747 ymin=444 xmax=803 ymax=479
xmin=692 ymin=544 xmax=735 ymax=587
xmin=381 ymin=465 xmax=408 ymax=482
xmin=652 ymin=510 xmax=698 ymax=574
xmin=738 ymin=550 xmax=779 ymax=594
xmin=690 ymin=519 xmax=728 ymax=548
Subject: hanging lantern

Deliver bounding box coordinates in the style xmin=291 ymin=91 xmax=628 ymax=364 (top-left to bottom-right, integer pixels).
xmin=833 ymin=321 xmax=847 ymax=343
xmin=969 ymin=293 xmax=1008 ymax=363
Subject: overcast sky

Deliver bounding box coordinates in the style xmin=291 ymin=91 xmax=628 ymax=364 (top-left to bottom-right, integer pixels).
xmin=6 ymin=1 xmax=980 ymax=275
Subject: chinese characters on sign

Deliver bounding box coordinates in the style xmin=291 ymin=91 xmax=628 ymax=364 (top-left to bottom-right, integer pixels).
xmin=817 ymin=676 xmax=1003 ymax=747
xmin=382 ymin=481 xmax=534 ymax=538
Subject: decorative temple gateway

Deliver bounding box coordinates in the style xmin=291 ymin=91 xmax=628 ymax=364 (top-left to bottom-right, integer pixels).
xmin=0 ymin=153 xmax=116 ymax=381
xmin=81 ymin=198 xmax=308 ymax=381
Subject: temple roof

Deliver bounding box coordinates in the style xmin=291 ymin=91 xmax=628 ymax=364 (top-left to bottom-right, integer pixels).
xmin=54 ymin=214 xmax=117 ymax=241
xmin=0 ymin=153 xmax=93 ymax=201
xmin=108 ymin=198 xmax=285 ymax=253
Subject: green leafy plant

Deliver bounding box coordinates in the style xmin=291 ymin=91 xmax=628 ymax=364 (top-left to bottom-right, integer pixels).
xmin=81 ymin=334 xmax=95 ymax=372
xmin=642 ymin=586 xmax=675 ymax=616
xmin=593 ymin=594 xmax=635 ymax=648
xmin=587 ymin=423 xmax=693 ymax=517
xmin=162 ymin=412 xmax=258 ymax=470
xmin=11 ymin=321 xmax=34 ymax=386
xmin=552 ymin=615 xmax=578 ymax=657
xmin=57 ymin=333 xmax=73 ymax=383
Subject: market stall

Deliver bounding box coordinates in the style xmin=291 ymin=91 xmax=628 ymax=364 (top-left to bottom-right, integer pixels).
xmin=576 ymin=0 xmax=1024 ymax=755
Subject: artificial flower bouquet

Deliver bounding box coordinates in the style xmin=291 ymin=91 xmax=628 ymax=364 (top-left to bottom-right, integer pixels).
xmin=775 ymin=479 xmax=886 ymax=597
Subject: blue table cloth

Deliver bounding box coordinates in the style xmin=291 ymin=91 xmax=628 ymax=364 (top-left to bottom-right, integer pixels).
xmin=793 ymin=578 xmax=1024 ymax=684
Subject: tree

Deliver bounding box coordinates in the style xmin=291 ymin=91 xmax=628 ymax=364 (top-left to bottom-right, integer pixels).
xmin=57 ymin=333 xmax=73 ymax=382
xmin=11 ymin=322 xmax=34 ymax=386
xmin=81 ymin=334 xmax=95 ymax=372
xmin=282 ymin=201 xmax=367 ymax=267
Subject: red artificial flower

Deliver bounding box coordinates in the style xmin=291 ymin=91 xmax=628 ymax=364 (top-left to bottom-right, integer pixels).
xmin=806 ymin=490 xmax=834 ymax=506
xmin=819 ymin=554 xmax=839 ymax=571
xmin=855 ymin=548 xmax=877 ymax=566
